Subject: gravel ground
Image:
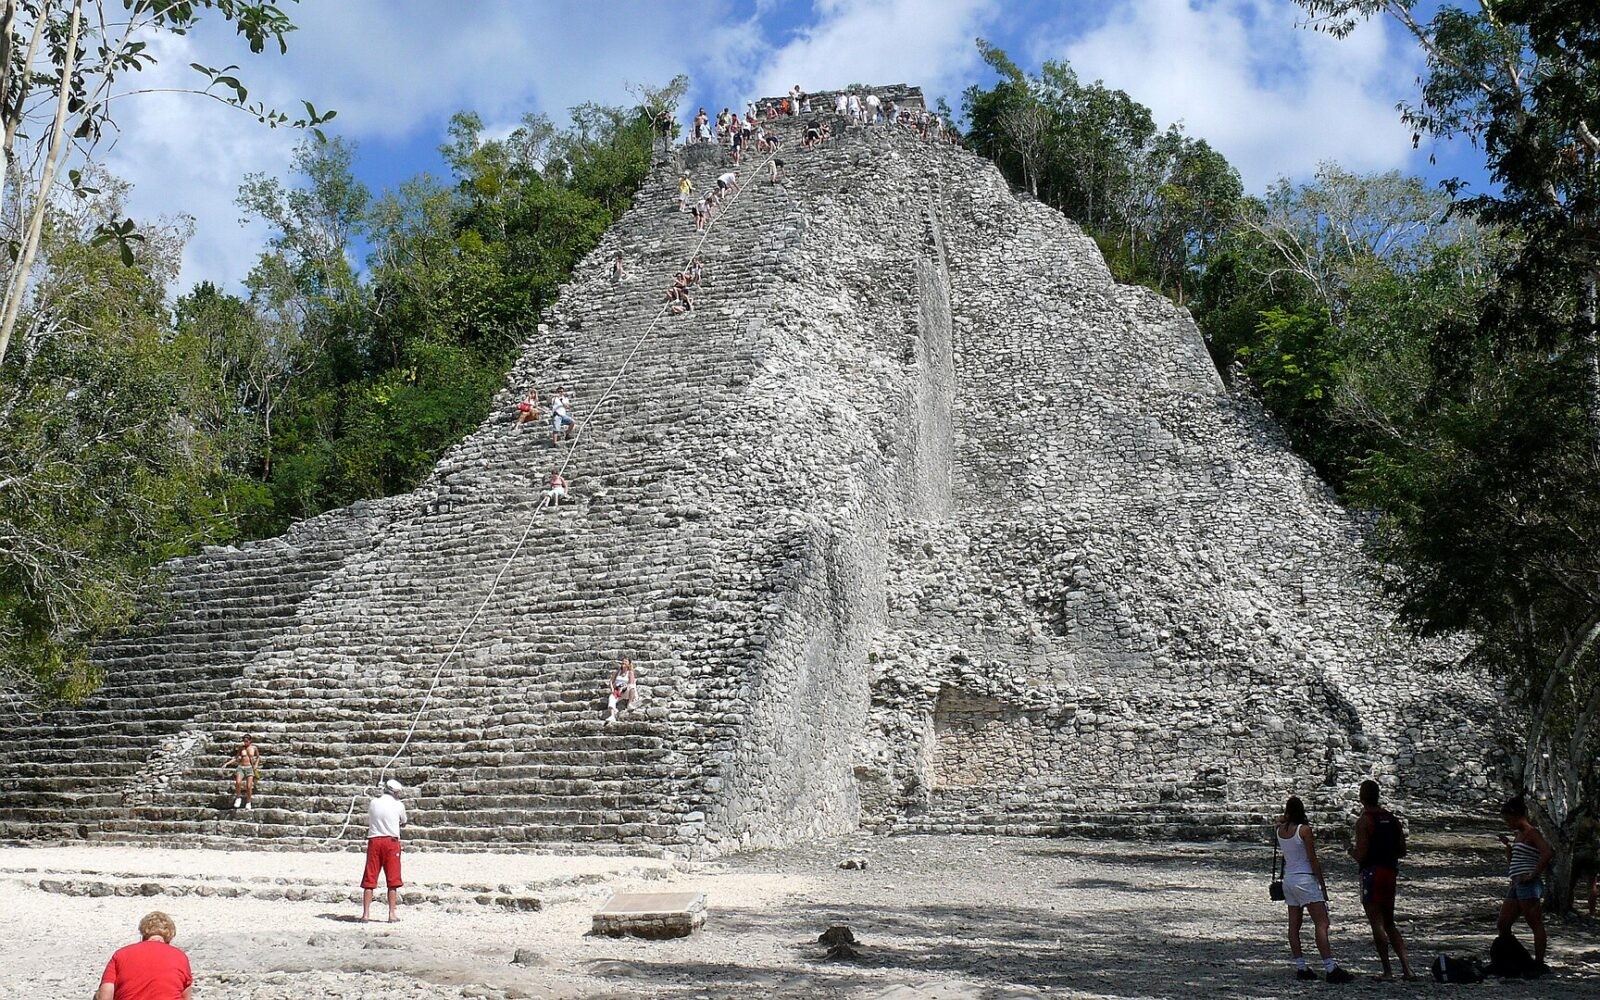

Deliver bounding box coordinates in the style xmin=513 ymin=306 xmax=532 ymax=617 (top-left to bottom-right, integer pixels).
xmin=3 ymin=832 xmax=1597 ymax=998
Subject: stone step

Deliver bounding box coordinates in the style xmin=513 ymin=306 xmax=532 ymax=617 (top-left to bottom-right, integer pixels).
xmin=2 ymin=107 xmax=1479 ymax=859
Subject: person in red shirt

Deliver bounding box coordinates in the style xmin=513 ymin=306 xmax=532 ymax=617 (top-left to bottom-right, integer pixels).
xmin=98 ymin=911 xmax=193 ymax=1000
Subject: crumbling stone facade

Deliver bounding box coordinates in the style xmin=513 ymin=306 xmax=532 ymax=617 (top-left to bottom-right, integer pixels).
xmin=0 ymin=87 xmax=1500 ymax=854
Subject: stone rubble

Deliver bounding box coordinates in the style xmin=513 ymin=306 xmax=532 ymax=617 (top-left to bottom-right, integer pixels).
xmin=0 ymin=85 xmax=1500 ymax=856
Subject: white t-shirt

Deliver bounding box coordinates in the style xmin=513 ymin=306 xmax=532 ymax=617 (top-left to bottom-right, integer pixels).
xmin=834 ymin=94 xmax=847 ymax=112
xmin=551 ymin=393 xmax=570 ymax=414
xmin=367 ymin=794 xmax=408 ymax=839
xmin=718 ymin=171 xmax=737 ymax=187
xmin=866 ymin=94 xmax=880 ymax=108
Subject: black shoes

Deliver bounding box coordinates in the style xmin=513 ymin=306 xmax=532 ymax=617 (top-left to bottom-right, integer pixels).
xmin=1293 ymin=965 xmax=1355 ymax=984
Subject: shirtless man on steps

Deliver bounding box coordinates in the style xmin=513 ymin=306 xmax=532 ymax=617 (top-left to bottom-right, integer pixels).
xmin=225 ymin=736 xmax=260 ymax=811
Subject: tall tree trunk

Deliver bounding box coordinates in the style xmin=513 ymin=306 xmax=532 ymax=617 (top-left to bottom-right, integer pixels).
xmin=1583 ymin=266 xmax=1600 ymax=453
xmin=1549 ymin=845 xmax=1577 ymax=914
xmin=0 ymin=2 xmax=17 ymax=138
xmin=1530 ymin=796 xmax=1578 ymax=914
xmin=1535 ymin=658 xmax=1600 ymax=913
xmin=0 ymin=0 xmax=79 ymax=367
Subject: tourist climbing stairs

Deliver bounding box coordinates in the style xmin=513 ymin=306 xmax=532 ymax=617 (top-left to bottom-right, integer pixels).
xmin=2 ymin=119 xmax=827 ymax=854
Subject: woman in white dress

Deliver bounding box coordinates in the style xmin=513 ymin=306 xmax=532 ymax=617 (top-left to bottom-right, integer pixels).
xmin=606 ymin=659 xmax=637 ymax=723
xmin=1277 ymin=796 xmax=1353 ymax=983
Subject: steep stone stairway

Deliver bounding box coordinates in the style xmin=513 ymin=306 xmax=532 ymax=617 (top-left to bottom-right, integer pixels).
xmin=0 ymin=102 xmax=1497 ymax=853
xmin=0 ymin=508 xmax=385 ymax=838
xmin=1 ymin=123 xmax=830 ymax=853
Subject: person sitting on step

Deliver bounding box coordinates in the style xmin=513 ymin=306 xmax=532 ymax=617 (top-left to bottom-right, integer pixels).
xmin=685 ymin=257 xmax=703 ymax=285
xmin=606 ymin=658 xmax=637 ymax=723
xmin=664 ymin=275 xmax=693 ymax=315
xmin=544 ymin=469 xmax=569 ymax=507
xmin=549 ymin=389 xmax=575 ymax=444
xmin=515 ymin=389 xmax=541 ymax=428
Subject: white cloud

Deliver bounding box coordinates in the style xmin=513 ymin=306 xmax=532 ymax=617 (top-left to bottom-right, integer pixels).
xmin=101 ymin=30 xmax=293 ymax=294
xmin=279 ymin=1 xmax=711 ymax=139
xmin=1048 ymin=0 xmax=1420 ymax=188
xmin=745 ymin=0 xmax=1000 ymax=109
xmin=100 ymin=0 xmax=739 ymax=292
xmin=95 ymin=0 xmax=1418 ymax=294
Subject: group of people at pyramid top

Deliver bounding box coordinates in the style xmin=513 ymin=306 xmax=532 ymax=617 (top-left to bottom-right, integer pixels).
xmin=496 ymin=80 xmax=958 ymax=516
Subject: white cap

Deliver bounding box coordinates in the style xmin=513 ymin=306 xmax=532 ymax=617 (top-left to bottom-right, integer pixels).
xmin=385 ymin=779 xmax=403 ymax=793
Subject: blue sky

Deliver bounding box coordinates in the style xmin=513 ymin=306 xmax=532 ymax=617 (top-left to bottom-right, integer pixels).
xmin=104 ymin=0 xmax=1493 ymax=292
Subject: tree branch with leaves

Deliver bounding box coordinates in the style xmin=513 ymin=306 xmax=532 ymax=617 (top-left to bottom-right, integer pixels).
xmin=0 ymin=0 xmax=334 ymax=369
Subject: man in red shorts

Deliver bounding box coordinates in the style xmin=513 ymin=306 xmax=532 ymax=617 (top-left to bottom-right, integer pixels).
xmin=98 ymin=911 xmax=192 ymax=999
xmin=1350 ymin=779 xmax=1415 ymax=980
xmin=361 ymin=778 xmax=408 ymax=923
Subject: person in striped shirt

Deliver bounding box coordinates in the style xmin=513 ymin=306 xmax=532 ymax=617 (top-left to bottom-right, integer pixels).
xmin=1496 ymin=794 xmax=1553 ymax=964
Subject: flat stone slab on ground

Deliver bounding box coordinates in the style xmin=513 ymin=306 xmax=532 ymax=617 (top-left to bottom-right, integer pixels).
xmin=592 ymin=890 xmax=707 ymax=939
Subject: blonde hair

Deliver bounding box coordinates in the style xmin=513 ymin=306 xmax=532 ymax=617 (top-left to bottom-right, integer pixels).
xmin=138 ymin=911 xmax=176 ymax=943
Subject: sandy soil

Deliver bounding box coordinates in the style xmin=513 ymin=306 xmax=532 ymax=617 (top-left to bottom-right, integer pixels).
xmin=3 ymin=832 xmax=1597 ymax=999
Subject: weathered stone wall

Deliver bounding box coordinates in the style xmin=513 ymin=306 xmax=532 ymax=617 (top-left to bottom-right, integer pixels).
xmin=0 ymin=500 xmax=394 ymax=838
xmin=0 ymin=95 xmax=1501 ymax=852
xmin=822 ymin=130 xmax=1498 ymax=835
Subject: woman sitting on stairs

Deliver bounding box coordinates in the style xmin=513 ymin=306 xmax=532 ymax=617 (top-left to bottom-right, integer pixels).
xmin=514 ymin=389 xmax=540 ymax=427
xmin=543 ymin=469 xmax=569 ymax=507
xmin=606 ymin=659 xmax=637 ymax=723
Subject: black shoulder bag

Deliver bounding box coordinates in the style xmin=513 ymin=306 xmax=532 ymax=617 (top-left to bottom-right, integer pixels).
xmin=1269 ymin=832 xmax=1285 ymax=901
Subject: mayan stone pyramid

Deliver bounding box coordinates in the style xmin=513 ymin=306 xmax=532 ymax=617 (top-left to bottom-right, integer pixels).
xmin=0 ymin=88 xmax=1500 ymax=855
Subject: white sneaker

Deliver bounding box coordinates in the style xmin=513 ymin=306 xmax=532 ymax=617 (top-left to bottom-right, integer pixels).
xmin=233 ymin=798 xmax=242 ymax=809
xmin=245 ymin=801 xmax=253 ymax=810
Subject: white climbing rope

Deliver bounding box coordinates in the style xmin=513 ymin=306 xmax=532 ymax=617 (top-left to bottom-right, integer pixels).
xmin=322 ymin=141 xmax=786 ymax=843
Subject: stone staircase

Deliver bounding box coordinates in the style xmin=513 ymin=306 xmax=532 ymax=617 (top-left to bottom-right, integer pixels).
xmin=1 ymin=128 xmax=825 ymax=853
xmin=0 ymin=96 xmax=1500 ymax=854
xmin=0 ymin=506 xmax=387 ymax=839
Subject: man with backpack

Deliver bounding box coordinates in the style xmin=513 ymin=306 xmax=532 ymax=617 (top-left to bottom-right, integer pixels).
xmin=1351 ymin=779 xmax=1416 ymax=980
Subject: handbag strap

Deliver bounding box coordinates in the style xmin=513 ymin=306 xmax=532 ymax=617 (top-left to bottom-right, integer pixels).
xmin=1271 ymin=828 xmax=1284 ymax=879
